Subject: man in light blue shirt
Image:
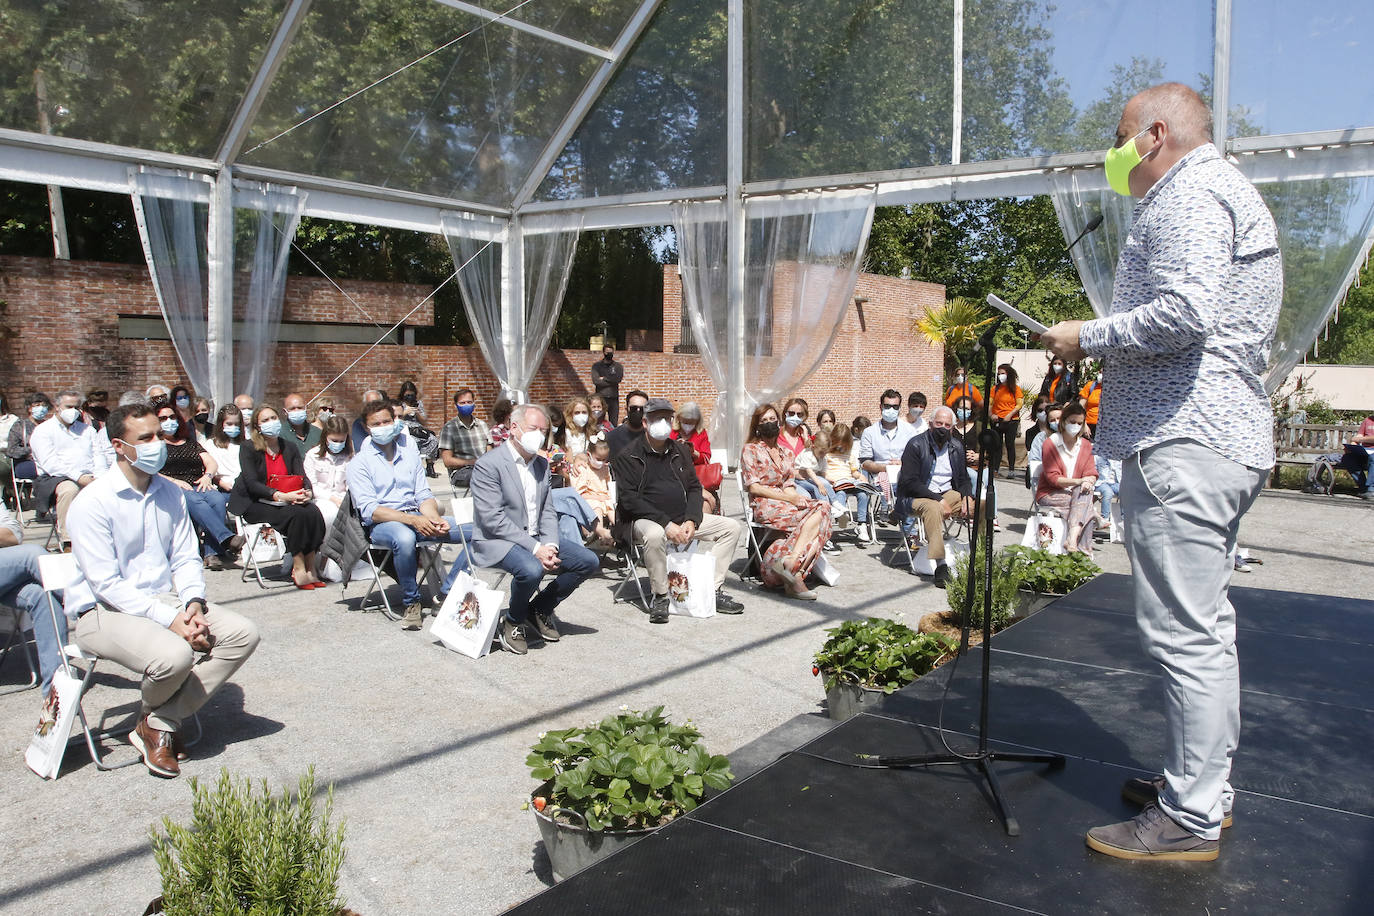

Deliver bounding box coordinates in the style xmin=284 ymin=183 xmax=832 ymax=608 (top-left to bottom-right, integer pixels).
xmin=858 ymin=388 xmax=918 ymax=530
xmin=347 ymin=401 xmax=470 ymax=631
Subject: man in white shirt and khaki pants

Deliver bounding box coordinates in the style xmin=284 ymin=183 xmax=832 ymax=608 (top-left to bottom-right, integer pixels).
xmin=66 ymin=403 xmax=260 ymax=778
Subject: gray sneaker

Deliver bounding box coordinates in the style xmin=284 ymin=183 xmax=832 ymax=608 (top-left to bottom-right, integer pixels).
xmin=649 ymin=594 xmax=670 ymax=623
xmin=1122 ymin=775 xmax=1232 ymax=828
xmin=532 ymin=610 xmax=561 ymax=643
xmin=1086 ymin=803 xmax=1218 ymax=861
xmin=498 ymin=619 xmax=529 ymax=655
xmin=400 ymin=603 xmax=424 ymax=630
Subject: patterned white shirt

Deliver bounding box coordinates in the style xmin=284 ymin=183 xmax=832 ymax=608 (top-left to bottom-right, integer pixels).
xmin=1079 ymin=144 xmax=1282 ymax=470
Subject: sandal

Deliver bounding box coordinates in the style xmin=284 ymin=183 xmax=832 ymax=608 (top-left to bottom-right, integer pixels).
xmin=769 ymin=557 xmax=803 ymax=590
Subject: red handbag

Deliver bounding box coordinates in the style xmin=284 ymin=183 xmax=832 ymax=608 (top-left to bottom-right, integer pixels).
xmin=267 ymin=474 xmax=305 ymax=493
xmin=695 ymin=462 xmax=723 ymax=492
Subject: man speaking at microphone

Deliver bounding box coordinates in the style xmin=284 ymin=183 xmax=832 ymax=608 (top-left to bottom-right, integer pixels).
xmin=1042 ymin=83 xmax=1281 ymax=862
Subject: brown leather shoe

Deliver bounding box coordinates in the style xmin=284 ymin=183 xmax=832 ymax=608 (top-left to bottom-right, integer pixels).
xmin=171 ymin=730 xmax=189 ymax=762
xmin=130 ymin=716 xmax=180 ymax=778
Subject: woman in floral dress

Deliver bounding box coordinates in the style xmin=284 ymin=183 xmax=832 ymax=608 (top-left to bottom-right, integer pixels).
xmin=741 ymin=404 xmax=832 ymax=600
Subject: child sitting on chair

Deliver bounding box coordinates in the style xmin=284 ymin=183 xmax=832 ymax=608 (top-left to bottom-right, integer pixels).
xmin=821 ymin=426 xmax=873 ymax=541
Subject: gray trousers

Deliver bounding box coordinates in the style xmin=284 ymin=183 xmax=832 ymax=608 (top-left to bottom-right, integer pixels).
xmin=633 ymin=515 xmax=742 ymax=595
xmin=74 ymin=595 xmax=260 ymax=732
xmin=1122 ymin=438 xmax=1266 ymax=841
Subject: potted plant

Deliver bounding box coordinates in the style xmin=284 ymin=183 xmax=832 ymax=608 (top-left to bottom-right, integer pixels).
xmin=525 ymin=706 xmax=734 ymax=880
xmin=1005 ymin=546 xmax=1102 ymax=618
xmin=146 ymin=768 xmax=353 ymax=916
xmin=812 ymin=618 xmax=956 ymax=720
xmin=945 ymin=548 xmax=1023 ymax=633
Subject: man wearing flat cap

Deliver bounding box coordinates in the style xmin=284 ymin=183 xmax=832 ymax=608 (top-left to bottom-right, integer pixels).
xmin=612 ymin=397 xmax=745 ymax=623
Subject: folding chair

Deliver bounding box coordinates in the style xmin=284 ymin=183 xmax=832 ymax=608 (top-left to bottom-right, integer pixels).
xmin=350 ymin=511 xmax=453 ymax=621
xmin=235 ymin=516 xmax=293 ymax=589
xmin=831 ymin=480 xmax=881 ymax=546
xmin=735 ymin=468 xmax=788 ymax=583
xmin=611 ymin=536 xmax=651 ymax=610
xmin=38 ymin=553 xmax=199 ymax=772
xmin=0 ymin=602 xmax=39 ymax=694
xmin=10 ymin=465 xmax=35 ymax=526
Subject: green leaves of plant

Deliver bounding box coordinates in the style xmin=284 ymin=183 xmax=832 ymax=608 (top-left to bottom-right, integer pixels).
xmin=813 ymin=618 xmax=956 ymax=692
xmin=527 ymin=708 xmax=735 ymax=833
xmin=1004 ymin=546 xmax=1101 ymax=594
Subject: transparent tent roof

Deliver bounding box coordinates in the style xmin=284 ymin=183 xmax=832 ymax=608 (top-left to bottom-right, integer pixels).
xmin=1 ymin=0 xmax=1373 ymax=222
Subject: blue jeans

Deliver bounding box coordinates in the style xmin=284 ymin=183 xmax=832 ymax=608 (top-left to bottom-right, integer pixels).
xmin=183 ymin=489 xmax=233 ymax=556
xmin=1096 ymin=480 xmax=1121 ymax=524
xmin=367 ymin=517 xmax=472 ymax=605
xmin=0 ymin=543 xmax=65 ymax=693
xmin=497 ymin=533 xmax=599 ymax=625
xmin=795 ymin=477 xmax=836 ymax=502
xmin=829 ymin=479 xmax=870 ymax=521
xmin=552 ymin=487 xmax=598 ymax=546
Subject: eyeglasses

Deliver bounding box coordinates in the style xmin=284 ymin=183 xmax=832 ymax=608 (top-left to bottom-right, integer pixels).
xmin=317 ymin=405 xmax=334 ymax=411
xmin=784 ymin=411 xmax=804 ymax=419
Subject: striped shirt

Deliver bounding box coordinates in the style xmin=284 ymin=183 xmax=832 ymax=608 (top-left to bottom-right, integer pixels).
xmin=1079 ymin=144 xmax=1282 ymax=470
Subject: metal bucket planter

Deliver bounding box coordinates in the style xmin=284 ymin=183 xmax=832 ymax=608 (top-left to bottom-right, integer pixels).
xmin=531 ymin=784 xmax=656 ymax=881
xmin=1014 ymin=589 xmax=1062 ymax=621
xmin=821 ymin=670 xmax=888 ymax=721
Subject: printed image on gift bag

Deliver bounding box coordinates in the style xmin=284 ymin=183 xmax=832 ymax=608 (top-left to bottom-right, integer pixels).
xmin=25 ymin=667 xmax=82 ymax=780
xmin=430 ymin=570 xmax=504 ymax=659
xmin=666 ymin=544 xmax=715 ymax=618
xmin=245 ymin=523 xmax=285 ymax=565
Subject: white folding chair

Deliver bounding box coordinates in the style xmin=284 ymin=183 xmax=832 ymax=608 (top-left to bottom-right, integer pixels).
xmin=451 ymin=495 xmax=508 ymax=593
xmin=0 ymin=603 xmax=39 ymax=694
xmin=10 ymin=465 xmax=36 ymax=526
xmin=235 ymin=516 xmax=293 ymax=589
xmin=735 ymin=468 xmax=790 ymax=583
xmin=349 ymin=507 xmax=456 ymax=621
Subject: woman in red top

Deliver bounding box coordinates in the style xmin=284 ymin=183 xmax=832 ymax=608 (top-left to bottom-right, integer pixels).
xmin=228 ymin=404 xmax=326 ymax=589
xmin=671 ymin=400 xmax=718 ymax=514
xmin=989 ymin=363 xmax=1024 ymax=477
xmin=1034 ymin=402 xmax=1098 ymax=555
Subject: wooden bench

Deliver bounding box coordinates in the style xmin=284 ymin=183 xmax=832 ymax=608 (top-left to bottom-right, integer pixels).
xmin=1272 ymin=422 xmax=1360 ymax=484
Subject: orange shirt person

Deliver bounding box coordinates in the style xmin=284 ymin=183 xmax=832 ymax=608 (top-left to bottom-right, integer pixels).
xmin=943 ymin=369 xmax=983 ymax=409
xmin=1079 ymin=374 xmax=1103 ymax=431
xmin=989 ymin=363 xmax=1024 ymax=475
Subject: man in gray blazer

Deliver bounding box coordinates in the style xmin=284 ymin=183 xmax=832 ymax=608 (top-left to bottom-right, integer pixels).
xmin=470 ymin=403 xmax=599 ymax=654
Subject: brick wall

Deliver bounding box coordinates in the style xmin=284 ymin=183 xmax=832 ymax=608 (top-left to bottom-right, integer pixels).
xmin=0 ymin=256 xmax=944 ymax=432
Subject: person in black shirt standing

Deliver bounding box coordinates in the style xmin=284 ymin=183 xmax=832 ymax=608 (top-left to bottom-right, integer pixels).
xmin=590 ymin=344 xmax=624 ymax=424
xmin=612 ymin=397 xmax=744 ymax=623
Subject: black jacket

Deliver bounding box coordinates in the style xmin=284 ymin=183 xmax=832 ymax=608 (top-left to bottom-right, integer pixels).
xmin=611 ymin=434 xmax=702 ymax=543
xmin=1040 ymin=368 xmax=1078 ymax=405
xmin=895 ymin=430 xmax=972 ymax=502
xmin=228 ymin=438 xmax=309 ymax=516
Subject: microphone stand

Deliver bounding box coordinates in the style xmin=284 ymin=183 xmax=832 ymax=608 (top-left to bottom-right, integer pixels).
xmin=861 ymin=215 xmax=1103 ymax=836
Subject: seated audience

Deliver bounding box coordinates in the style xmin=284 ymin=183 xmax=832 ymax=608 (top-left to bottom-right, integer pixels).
xmin=66 ymin=403 xmax=260 ymax=779
xmin=671 ymin=401 xmax=719 ymax=514
xmin=397 ymin=380 xmax=427 ymax=425
xmin=203 ymin=406 xmax=245 ymax=497
xmin=93 ymin=391 xmax=145 ymax=474
xmin=82 ymin=389 xmax=110 ymax=430
xmin=1026 ymin=402 xmax=1064 ymax=493
xmin=0 ymin=392 xmax=15 ymax=507
xmin=815 ymin=409 xmax=838 ymax=437
xmin=304 ymin=414 xmax=350 ymax=511
xmin=1039 ymin=354 xmax=1077 ymax=406
xmin=1352 ymin=411 xmax=1374 ymax=499
xmin=907 ymin=392 xmax=930 ymax=433
xmin=1094 ymin=451 xmax=1123 ymax=535
xmin=283 ymin=392 xmax=322 ymax=454
xmin=849 ymin=416 xmax=871 ymax=465
xmin=233 ymin=393 xmax=255 ymax=414
xmin=8 ymin=392 xmax=51 ymax=485
xmin=953 ymin=394 xmax=998 ymax=524
xmin=608 ymin=389 xmax=649 ymax=457
xmin=1024 ymin=395 xmax=1052 ymax=467
xmin=561 ymin=397 xmax=592 ymax=458
xmin=192 ymin=397 xmax=214 ymax=439
xmin=780 ymin=397 xmax=838 ymax=513
xmin=469 ymin=404 xmax=598 ymax=654
xmin=347 ymin=401 xmax=471 ymax=630
xmin=1034 ymin=402 xmax=1098 ymax=554
xmin=31 ymin=389 xmax=100 ymax=547
xmin=153 ymin=398 xmax=242 ymax=570
xmin=0 ymin=502 xmax=66 ymax=696
xmin=569 ymin=433 xmax=615 ymax=538
xmin=488 ymin=397 xmax=514 ymax=448
xmin=349 ymin=389 xmax=387 ymax=452
xmin=146 ymin=384 xmax=171 ymax=401
xmin=614 ymin=398 xmax=744 ymax=623
xmin=311 ymin=399 xmax=336 ymax=431
xmin=990 ymin=364 xmax=1024 ymax=476
xmin=229 ymin=404 xmax=327 ymax=590
xmin=588 ymin=395 xmax=614 ymax=434
xmin=439 ymin=387 xmax=490 ymax=494
xmin=858 ymin=389 xmax=918 ymax=525
xmin=169 ymin=386 xmax=194 ymax=427
xmin=894 ymin=407 xmax=975 ymax=588
xmin=821 ymin=425 xmax=873 ymax=541
xmin=943 ymin=368 xmax=983 ymax=409
xmin=741 ymin=404 xmax=832 ymax=600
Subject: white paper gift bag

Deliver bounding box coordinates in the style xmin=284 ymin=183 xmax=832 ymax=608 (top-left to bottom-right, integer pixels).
xmin=429 ymin=571 xmax=504 ymax=659
xmin=25 ymin=667 xmax=82 ymax=780
xmin=243 ymin=522 xmax=285 ymax=564
xmin=666 ymin=544 xmax=715 ymax=618
xmin=813 ymin=553 xmax=841 ymax=587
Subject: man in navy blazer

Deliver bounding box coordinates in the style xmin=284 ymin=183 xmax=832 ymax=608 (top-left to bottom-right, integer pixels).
xmin=470 ymin=403 xmax=598 ymax=654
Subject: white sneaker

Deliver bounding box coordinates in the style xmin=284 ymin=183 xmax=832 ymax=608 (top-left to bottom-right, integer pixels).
xmin=856 ymin=523 xmax=870 ymax=542
xmin=830 ymin=503 xmax=847 ymax=519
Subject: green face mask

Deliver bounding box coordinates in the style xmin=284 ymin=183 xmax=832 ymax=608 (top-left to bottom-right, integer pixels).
xmin=1104 ymin=126 xmax=1155 ymax=196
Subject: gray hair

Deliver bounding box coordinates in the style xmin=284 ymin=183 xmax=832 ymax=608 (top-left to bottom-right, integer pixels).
xmin=1133 ymin=82 xmax=1212 ymax=147
xmin=118 ymin=390 xmax=148 ymax=407
xmin=930 ymin=405 xmax=956 ymax=424
xmin=145 ymin=384 xmax=168 ymax=398
xmin=678 ymin=401 xmax=703 ymax=421
xmin=511 ymin=403 xmax=549 ymax=426
xmin=55 ymin=388 xmax=83 ymax=404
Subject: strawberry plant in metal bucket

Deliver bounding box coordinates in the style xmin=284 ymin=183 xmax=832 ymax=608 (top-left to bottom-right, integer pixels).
xmin=812 ymin=618 xmax=956 ymax=720
xmin=1004 ymin=546 xmax=1101 ymax=618
xmin=525 ymin=706 xmax=734 ymax=879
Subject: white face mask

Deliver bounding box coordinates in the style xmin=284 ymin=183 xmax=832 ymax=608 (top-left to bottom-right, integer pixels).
xmin=59 ymin=406 xmax=81 ymax=425
xmin=648 ymin=418 xmax=673 ymax=441
xmin=518 ymin=427 xmax=546 ymax=456
xmin=997 ymin=373 xmax=1007 ymax=384
xmin=589 ymin=456 xmax=606 ymax=469
xmin=287 ymin=409 xmax=308 ymax=425
xmin=572 ymin=412 xmax=588 ymax=428
xmin=909 ymin=408 xmax=923 ymax=421
xmin=881 ymin=406 xmax=899 ymax=423
xmin=1064 ymin=422 xmax=1083 ymax=437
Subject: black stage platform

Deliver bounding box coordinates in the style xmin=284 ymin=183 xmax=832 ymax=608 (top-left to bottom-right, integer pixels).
xmin=509 ymin=574 xmax=1374 ymax=915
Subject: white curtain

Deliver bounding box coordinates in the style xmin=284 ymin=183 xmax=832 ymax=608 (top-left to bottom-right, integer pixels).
xmin=131 ymin=169 xmax=214 ymax=396
xmin=234 ymin=182 xmax=305 ymax=403
xmin=676 ymin=188 xmax=877 ymax=456
xmin=443 ymin=216 xmax=583 ymax=401
xmin=1048 ymin=153 xmax=1374 ymax=393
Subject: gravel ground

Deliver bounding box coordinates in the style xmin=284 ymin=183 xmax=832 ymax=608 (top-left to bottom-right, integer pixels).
xmin=0 ymin=473 xmax=1367 ymax=915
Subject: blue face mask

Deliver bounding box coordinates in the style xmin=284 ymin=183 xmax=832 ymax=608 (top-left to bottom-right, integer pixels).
xmin=456 ymin=403 xmax=475 ymax=417
xmin=223 ymin=425 xmax=241 ymax=439
xmin=955 ymin=409 xmax=970 ymax=422
xmin=122 ymin=439 xmax=167 ymax=475
xmin=175 ymin=396 xmax=191 ymax=408
xmin=370 ymin=423 xmax=399 ymax=446
xmin=30 ymin=405 xmax=48 ymax=421
xmin=394 ymin=418 xmax=407 ymax=437
xmin=287 ymin=409 xmax=308 ymax=426
xmin=784 ymin=414 xmax=803 ymax=428
xmin=326 ymin=439 xmax=346 ymax=454
xmin=160 ymin=418 xmax=180 ymax=436
xmin=881 ymin=407 xmax=899 ymax=423
xmin=1049 ymin=420 xmax=1060 ymax=432
xmin=258 ymin=419 xmax=282 ymax=439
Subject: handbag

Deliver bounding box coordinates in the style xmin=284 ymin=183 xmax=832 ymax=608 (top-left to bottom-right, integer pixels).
xmin=267 ymin=473 xmax=305 ymax=493
xmin=694 ymin=462 xmax=723 ymax=492
xmin=25 ymin=668 xmax=83 ymax=780
xmin=430 ymin=570 xmax=505 ymax=658
xmin=666 ymin=544 xmax=716 ymax=618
